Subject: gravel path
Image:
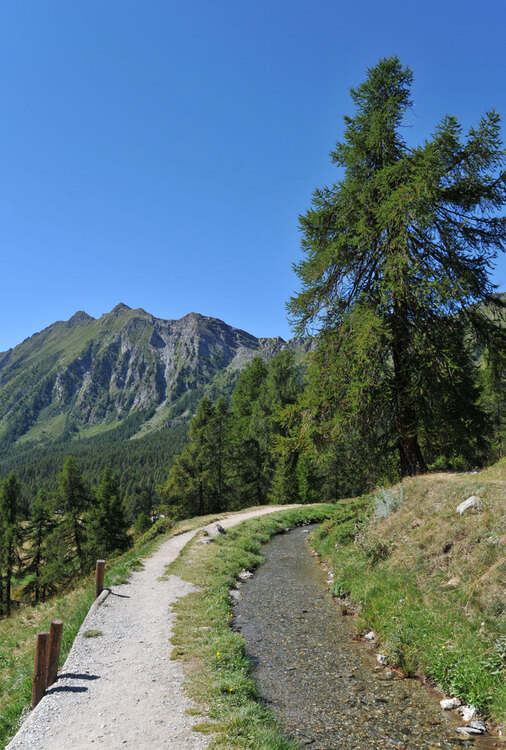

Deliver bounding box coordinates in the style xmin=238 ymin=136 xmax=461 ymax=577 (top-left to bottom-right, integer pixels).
xmin=7 ymin=506 xmax=299 ymax=750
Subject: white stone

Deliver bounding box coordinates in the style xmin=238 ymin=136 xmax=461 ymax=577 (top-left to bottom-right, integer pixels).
xmin=364 ymin=631 xmax=375 ymax=642
xmin=238 ymin=570 xmax=253 ymax=580
xmin=459 ymin=705 xmax=477 ymax=721
xmin=440 ymin=697 xmax=461 ymax=710
xmin=456 ymin=725 xmax=484 ymax=735
xmin=377 ymin=653 xmax=387 ymax=665
xmin=469 ymin=720 xmax=486 ymax=733
xmin=456 ymin=496 xmax=482 ymax=515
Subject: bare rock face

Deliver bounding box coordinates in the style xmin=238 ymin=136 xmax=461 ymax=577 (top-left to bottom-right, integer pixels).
xmin=0 ymin=305 xmax=311 ymax=448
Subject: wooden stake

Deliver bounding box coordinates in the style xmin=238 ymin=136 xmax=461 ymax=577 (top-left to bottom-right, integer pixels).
xmin=95 ymin=559 xmax=106 ymax=599
xmin=46 ymin=619 xmax=63 ymax=688
xmin=32 ymin=631 xmax=49 ymax=708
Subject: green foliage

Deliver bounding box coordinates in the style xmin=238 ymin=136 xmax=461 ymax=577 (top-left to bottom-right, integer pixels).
xmin=0 ymin=474 xmax=23 ymax=615
xmin=22 ymin=488 xmax=57 ymax=603
xmin=84 ymin=466 xmax=131 ymax=562
xmin=133 ymin=511 xmax=152 ymax=535
xmin=288 ymin=56 xmax=506 ymax=479
xmin=160 ymin=352 xmax=320 ymax=514
xmin=55 ymin=456 xmax=90 ymax=573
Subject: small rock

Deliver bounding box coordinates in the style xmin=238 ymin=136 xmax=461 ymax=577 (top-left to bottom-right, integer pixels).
xmin=440 ymin=697 xmax=461 ymax=710
xmin=229 ymin=588 xmax=240 ymax=601
xmin=459 ymin=705 xmax=476 ymax=721
xmin=207 ymin=523 xmax=227 ymax=538
xmin=456 ymin=725 xmax=485 ymax=735
xmin=376 ymin=670 xmax=394 ymax=681
xmin=456 ymin=496 xmax=482 ymax=515
xmin=469 ymin=721 xmax=487 ymax=734
xmin=364 ymin=631 xmax=375 ymax=642
xmin=377 ymin=653 xmax=387 ymax=665
xmin=455 ymin=729 xmax=472 ymax=739
xmin=238 ymin=570 xmax=253 ymax=580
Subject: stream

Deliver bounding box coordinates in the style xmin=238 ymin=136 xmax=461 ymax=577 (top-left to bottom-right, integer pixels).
xmin=233 ymin=526 xmax=498 ymax=750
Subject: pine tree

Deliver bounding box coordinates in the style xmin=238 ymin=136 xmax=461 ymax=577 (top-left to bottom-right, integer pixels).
xmin=161 ymin=397 xmax=226 ymax=517
xmin=231 ymin=358 xmax=269 ymax=506
xmin=288 ymin=57 xmax=506 ymax=476
xmin=0 ymin=473 xmax=23 ymax=615
xmin=23 ymin=488 xmax=57 ymax=603
xmin=55 ymin=456 xmax=90 ymax=573
xmin=85 ymin=466 xmax=131 ymax=562
xmin=210 ymin=397 xmax=232 ymax=511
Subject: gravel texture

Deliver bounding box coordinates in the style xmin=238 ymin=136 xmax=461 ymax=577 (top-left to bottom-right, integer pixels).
xmin=7 ymin=506 xmax=300 ymax=750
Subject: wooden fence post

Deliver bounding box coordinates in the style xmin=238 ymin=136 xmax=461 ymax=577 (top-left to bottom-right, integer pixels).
xmin=46 ymin=619 xmax=63 ymax=688
xmin=95 ymin=559 xmax=106 ymax=599
xmin=32 ymin=631 xmax=49 ymax=708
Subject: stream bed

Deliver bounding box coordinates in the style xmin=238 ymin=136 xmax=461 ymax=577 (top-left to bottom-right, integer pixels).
xmin=234 ymin=526 xmax=499 ymax=750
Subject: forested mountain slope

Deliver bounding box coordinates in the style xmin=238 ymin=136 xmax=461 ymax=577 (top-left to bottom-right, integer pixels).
xmin=0 ymin=303 xmax=310 ymax=449
xmin=0 ymin=305 xmax=311 ymax=512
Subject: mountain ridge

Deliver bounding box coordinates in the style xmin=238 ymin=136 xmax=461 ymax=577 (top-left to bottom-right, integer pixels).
xmin=0 ymin=304 xmax=311 ymax=452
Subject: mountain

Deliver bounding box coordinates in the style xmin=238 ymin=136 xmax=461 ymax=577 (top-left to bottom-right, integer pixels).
xmin=0 ymin=304 xmax=311 ymax=452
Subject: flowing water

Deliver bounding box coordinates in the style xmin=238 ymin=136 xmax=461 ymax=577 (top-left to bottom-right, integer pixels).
xmin=234 ymin=527 xmax=499 ymax=750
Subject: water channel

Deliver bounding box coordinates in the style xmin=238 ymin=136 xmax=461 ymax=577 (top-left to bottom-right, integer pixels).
xmin=234 ymin=526 xmax=498 ymax=750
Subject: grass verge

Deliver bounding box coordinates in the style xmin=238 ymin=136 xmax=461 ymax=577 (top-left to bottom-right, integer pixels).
xmin=0 ymin=509 xmax=233 ymax=748
xmin=166 ymin=504 xmax=333 ymax=749
xmin=311 ymin=460 xmax=506 ymax=727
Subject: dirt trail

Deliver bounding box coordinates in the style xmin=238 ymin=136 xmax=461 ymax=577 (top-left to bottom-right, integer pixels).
xmin=6 ymin=506 xmax=300 ymax=750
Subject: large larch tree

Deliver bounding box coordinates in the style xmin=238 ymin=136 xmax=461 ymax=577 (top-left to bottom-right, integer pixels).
xmin=288 ymin=57 xmax=506 ymax=476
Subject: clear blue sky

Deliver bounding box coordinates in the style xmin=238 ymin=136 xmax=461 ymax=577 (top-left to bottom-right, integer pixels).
xmin=1 ymin=0 xmax=505 ymax=350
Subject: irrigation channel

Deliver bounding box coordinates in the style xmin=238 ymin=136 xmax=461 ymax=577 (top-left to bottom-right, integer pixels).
xmin=233 ymin=526 xmax=498 ymax=750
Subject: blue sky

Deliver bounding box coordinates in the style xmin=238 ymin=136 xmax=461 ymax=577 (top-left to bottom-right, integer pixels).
xmin=1 ymin=0 xmax=505 ymax=350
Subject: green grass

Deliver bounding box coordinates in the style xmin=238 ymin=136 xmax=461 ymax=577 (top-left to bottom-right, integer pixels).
xmin=165 ymin=504 xmax=334 ymax=749
xmin=16 ymin=413 xmax=67 ymax=445
xmin=311 ymin=462 xmax=506 ymax=726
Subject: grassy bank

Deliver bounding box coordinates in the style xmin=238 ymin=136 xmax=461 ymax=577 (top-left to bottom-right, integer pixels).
xmin=166 ymin=505 xmax=333 ymax=749
xmin=311 ymin=460 xmax=506 ymax=727
xmin=0 ymin=510 xmax=231 ymax=748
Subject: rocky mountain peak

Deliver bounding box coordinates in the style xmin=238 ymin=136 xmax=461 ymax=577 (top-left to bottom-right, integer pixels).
xmin=110 ymin=303 xmax=132 ymax=316
xmin=66 ymin=311 xmax=95 ymax=327
xmin=0 ymin=305 xmax=312 ymax=449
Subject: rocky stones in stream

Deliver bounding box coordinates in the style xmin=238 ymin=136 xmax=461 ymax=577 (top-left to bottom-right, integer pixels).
xmin=456 ymin=721 xmax=487 ymax=735
xmin=440 ymin=698 xmax=461 ymax=710
xmin=238 ymin=570 xmax=253 ymax=580
xmin=229 ymin=588 xmax=241 ymax=602
xmin=458 ymin=706 xmax=477 ymax=721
